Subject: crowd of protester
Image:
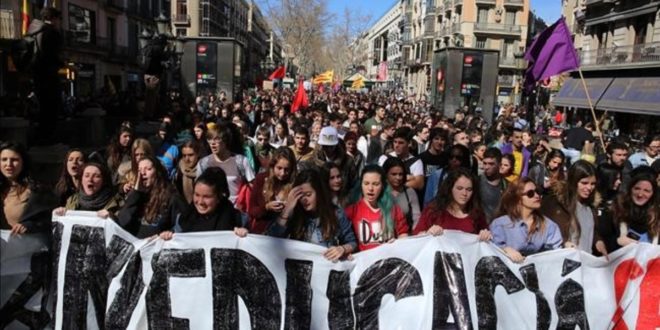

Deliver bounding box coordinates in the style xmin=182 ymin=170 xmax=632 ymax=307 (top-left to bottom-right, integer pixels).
xmin=1 ymin=87 xmax=659 ymax=265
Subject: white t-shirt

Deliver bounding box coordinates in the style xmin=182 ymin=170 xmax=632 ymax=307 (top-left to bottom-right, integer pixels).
xmin=378 ymin=152 xmax=424 ymax=176
xmin=198 ymin=154 xmax=255 ymax=204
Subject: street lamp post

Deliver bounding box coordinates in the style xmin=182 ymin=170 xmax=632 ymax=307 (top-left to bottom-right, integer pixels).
xmin=138 ymin=12 xmax=185 ymax=118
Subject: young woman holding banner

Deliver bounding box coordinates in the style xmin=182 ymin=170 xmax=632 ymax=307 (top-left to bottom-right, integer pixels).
xmin=414 ymin=168 xmax=491 ymax=241
xmin=53 ymin=162 xmax=122 ymax=217
xmin=490 ymin=178 xmax=563 ymax=263
xmin=267 ymin=169 xmax=357 ymax=262
xmin=345 ymin=165 xmax=409 ymax=251
xmin=116 ymin=156 xmax=189 ymax=238
xmin=160 ymin=167 xmax=246 ymax=239
xmin=0 ymin=142 xmax=55 ymax=235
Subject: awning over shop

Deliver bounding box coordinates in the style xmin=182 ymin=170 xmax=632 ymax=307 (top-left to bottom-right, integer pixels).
xmin=596 ymin=77 xmax=660 ymax=116
xmin=552 ymin=77 xmax=613 ymax=108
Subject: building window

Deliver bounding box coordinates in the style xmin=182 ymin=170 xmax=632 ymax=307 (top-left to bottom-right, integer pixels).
xmin=68 ymin=4 xmax=96 ymax=44
xmin=477 ymin=8 xmax=488 ymax=23
xmin=107 ymin=17 xmax=116 ymax=49
xmin=176 ymin=28 xmax=186 ymax=36
xmin=505 ymin=11 xmax=516 ymax=25
xmin=177 ymin=0 xmax=187 ymax=15
xmin=503 ymin=39 xmax=514 ymax=58
xmin=476 ymin=37 xmax=486 ymax=48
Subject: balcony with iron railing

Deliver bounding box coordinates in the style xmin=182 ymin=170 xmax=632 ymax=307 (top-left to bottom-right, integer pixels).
xmin=172 ymin=14 xmax=191 ymax=26
xmin=104 ymin=0 xmax=125 ymax=12
xmin=499 ymin=56 xmax=522 ymax=68
xmin=0 ymin=16 xmax=20 ymax=40
xmin=503 ymin=0 xmax=524 ymax=6
xmin=64 ymin=31 xmax=112 ymax=53
xmin=578 ymin=42 xmax=660 ymax=69
xmin=498 ymin=75 xmax=515 ymax=86
xmin=475 ymin=0 xmax=496 ymax=4
xmin=474 ymin=22 xmax=521 ymax=35
xmin=436 ymin=25 xmax=449 ymax=37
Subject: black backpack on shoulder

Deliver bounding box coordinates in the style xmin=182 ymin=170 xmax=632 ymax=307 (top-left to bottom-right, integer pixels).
xmin=10 ymin=28 xmax=43 ymax=73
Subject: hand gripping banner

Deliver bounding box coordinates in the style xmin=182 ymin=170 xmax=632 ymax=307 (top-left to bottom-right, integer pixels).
xmin=1 ymin=211 xmax=659 ymax=329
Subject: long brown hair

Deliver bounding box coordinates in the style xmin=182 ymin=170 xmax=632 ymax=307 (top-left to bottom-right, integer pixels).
xmin=106 ymin=122 xmax=133 ymax=171
xmin=556 ymin=160 xmax=597 ymax=242
xmin=55 ymin=149 xmax=86 ymax=200
xmin=428 ymin=168 xmax=483 ymax=220
xmin=140 ymin=157 xmax=173 ymax=223
xmin=289 ymin=169 xmax=337 ymax=242
xmin=263 ymin=147 xmax=296 ymax=202
xmin=0 ymin=142 xmax=33 ymax=199
xmin=496 ymin=177 xmax=547 ymax=239
xmin=612 ymin=174 xmax=659 ymax=238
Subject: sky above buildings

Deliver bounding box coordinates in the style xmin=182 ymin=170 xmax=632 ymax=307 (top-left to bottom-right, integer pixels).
xmin=327 ymin=0 xmax=562 ymax=29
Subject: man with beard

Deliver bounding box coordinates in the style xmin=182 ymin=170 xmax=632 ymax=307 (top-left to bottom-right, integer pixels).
xmin=479 ymin=147 xmax=507 ymax=222
xmin=364 ymin=106 xmax=386 ymax=133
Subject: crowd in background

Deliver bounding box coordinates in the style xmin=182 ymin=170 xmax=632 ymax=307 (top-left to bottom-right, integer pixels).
xmin=2 ymin=86 xmax=659 ymax=265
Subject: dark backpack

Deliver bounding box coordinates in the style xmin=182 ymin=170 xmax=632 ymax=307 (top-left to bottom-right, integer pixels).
xmin=10 ymin=29 xmax=42 ymax=72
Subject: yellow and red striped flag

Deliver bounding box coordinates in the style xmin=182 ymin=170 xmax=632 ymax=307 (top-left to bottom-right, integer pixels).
xmin=351 ymin=76 xmax=365 ymax=89
xmin=313 ymin=70 xmax=333 ymax=85
xmin=21 ymin=0 xmax=30 ymax=35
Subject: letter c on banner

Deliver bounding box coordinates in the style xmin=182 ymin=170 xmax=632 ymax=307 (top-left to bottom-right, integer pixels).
xmin=353 ymin=258 xmax=424 ymax=329
xmin=474 ymin=256 xmax=525 ymax=329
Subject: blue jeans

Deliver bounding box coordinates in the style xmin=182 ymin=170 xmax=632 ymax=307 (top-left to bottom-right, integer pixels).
xmin=561 ymin=148 xmax=581 ymax=166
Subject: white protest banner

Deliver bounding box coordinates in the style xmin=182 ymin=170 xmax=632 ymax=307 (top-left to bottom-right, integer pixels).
xmin=4 ymin=211 xmax=659 ymax=329
xmin=1 ymin=231 xmax=52 ymax=329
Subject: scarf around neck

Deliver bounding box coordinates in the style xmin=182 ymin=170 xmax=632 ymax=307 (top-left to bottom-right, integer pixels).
xmin=78 ymin=186 xmax=115 ymax=211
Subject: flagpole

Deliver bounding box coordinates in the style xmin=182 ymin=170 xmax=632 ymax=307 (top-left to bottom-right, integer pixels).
xmin=576 ymin=68 xmax=606 ymax=154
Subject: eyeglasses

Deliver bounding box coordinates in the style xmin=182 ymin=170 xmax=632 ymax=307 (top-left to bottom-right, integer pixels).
xmin=522 ymin=189 xmax=542 ymax=198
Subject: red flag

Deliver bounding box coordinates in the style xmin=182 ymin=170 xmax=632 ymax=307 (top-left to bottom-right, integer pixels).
xmin=291 ymin=80 xmax=309 ymax=113
xmin=268 ymin=66 xmax=286 ymax=80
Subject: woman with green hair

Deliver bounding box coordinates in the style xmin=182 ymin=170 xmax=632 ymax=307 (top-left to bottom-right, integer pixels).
xmin=345 ymin=165 xmax=409 ymax=251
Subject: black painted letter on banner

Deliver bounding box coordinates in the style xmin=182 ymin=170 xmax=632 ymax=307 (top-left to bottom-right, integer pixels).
xmin=0 ymin=251 xmax=51 ymax=329
xmin=105 ymin=235 xmax=135 ymax=279
xmin=555 ymin=279 xmax=590 ymax=330
xmin=326 ymin=270 xmax=355 ymax=330
xmin=105 ymin=251 xmax=145 ymax=329
xmin=284 ymin=259 xmax=313 ymax=329
xmin=519 ymin=264 xmax=550 ymax=330
xmin=146 ymin=248 xmax=206 ymax=329
xmin=210 ymin=248 xmax=282 ymax=330
xmin=353 ymin=258 xmax=424 ymax=330
xmin=62 ymin=225 xmax=107 ymax=329
xmin=474 ymin=256 xmax=525 ymax=330
xmin=432 ymin=252 xmax=473 ymax=329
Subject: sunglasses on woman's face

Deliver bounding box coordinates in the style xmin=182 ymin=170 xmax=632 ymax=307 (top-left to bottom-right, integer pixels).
xmin=522 ymin=189 xmax=542 ymax=198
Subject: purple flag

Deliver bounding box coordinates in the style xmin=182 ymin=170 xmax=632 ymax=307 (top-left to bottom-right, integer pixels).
xmin=523 ymin=17 xmax=579 ymax=91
